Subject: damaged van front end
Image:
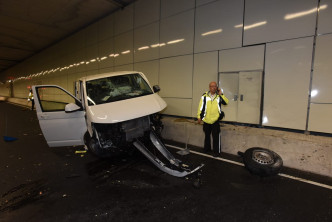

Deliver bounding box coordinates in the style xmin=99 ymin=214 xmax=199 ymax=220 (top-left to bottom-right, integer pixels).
xmin=32 ymin=71 xmax=203 ymax=178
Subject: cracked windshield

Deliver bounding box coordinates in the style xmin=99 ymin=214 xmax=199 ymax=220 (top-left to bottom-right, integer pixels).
xmin=86 ymin=73 xmax=153 ymax=106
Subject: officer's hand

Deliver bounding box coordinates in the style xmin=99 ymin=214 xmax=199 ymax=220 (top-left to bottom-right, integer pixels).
xmin=198 ymin=118 xmax=202 ymax=124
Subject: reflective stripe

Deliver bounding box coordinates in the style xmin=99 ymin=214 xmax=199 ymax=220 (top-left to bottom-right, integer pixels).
xmin=216 ymin=97 xmax=221 ymax=114
xmin=200 ymin=96 xmax=208 ymax=120
xmin=199 ymin=96 xmax=205 ymax=111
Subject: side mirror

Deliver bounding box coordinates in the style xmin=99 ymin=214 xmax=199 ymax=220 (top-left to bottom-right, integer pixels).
xmin=153 ymin=85 xmax=161 ymax=93
xmin=65 ymin=103 xmax=81 ymax=113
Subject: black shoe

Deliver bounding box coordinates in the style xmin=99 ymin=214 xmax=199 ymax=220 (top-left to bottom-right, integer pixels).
xmin=203 ymin=149 xmax=210 ymax=153
xmin=212 ymin=153 xmax=220 ymax=157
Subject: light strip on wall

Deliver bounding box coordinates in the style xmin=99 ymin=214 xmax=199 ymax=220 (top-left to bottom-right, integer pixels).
xmin=284 ymin=5 xmax=327 ymax=20
xmin=138 ymin=46 xmax=149 ymax=50
xmin=121 ymin=50 xmax=130 ymax=54
xmin=167 ymin=39 xmax=185 ymax=44
xmin=244 ymin=21 xmax=267 ymax=30
xmin=201 ymin=29 xmax=222 ymax=36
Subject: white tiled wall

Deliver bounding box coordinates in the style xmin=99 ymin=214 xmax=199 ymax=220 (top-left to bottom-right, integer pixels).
xmin=114 ymin=4 xmax=134 ymax=35
xmin=114 ymin=31 xmax=133 ymax=66
xmin=244 ymin=0 xmax=317 ymax=45
xmin=196 ymin=0 xmax=217 ymax=7
xmin=114 ymin=64 xmax=134 ymax=71
xmin=134 ymin=22 xmax=160 ymax=63
xmin=317 ymin=0 xmax=332 ymax=35
xmin=159 ymin=55 xmax=193 ymax=98
xmin=162 ymin=98 xmax=192 ymax=116
xmin=98 ymin=14 xmax=114 ymax=41
xmin=194 ymin=0 xmax=243 ymax=53
xmin=192 ymin=51 xmax=218 ymax=117
xmin=219 ymin=45 xmax=265 ymax=72
xmin=99 ymin=38 xmax=114 ymax=69
xmin=308 ymin=104 xmax=332 ymax=134
xmin=1 ymin=0 xmax=332 ymax=134
xmin=161 ymin=0 xmax=195 ymax=18
xmin=311 ymin=34 xmax=332 ymax=103
xmin=134 ymin=60 xmax=159 ymax=87
xmin=263 ymin=37 xmax=313 ymax=130
xmin=160 ymin=10 xmax=195 ymax=58
xmin=134 ymin=0 xmax=160 ymax=28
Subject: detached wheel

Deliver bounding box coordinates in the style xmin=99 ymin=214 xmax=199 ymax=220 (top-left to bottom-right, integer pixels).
xmin=243 ymin=147 xmax=283 ymax=176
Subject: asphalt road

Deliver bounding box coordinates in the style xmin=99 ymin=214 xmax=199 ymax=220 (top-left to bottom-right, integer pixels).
xmin=0 ymin=102 xmax=331 ymax=222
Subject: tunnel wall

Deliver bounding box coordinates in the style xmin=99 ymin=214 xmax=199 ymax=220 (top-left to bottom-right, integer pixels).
xmin=0 ymin=0 xmax=332 ymax=135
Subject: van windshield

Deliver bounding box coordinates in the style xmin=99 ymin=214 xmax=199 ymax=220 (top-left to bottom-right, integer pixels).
xmin=86 ymin=73 xmax=153 ymax=106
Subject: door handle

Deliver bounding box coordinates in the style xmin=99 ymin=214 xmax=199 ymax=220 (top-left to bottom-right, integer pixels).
xmin=240 ymin=94 xmax=244 ymax=101
xmin=234 ymin=95 xmax=238 ymax=101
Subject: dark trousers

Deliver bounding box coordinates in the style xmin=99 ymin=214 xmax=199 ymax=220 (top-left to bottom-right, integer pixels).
xmin=31 ymin=99 xmax=34 ymax=110
xmin=203 ymin=121 xmax=220 ymax=154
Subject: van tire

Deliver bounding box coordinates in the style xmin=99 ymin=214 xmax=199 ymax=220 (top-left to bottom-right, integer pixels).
xmin=243 ymin=147 xmax=283 ymax=176
xmin=86 ymin=134 xmax=112 ymax=158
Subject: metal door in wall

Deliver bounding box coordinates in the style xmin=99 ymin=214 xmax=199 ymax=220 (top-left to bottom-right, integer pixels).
xmin=219 ymin=71 xmax=262 ymax=124
xmin=218 ymin=73 xmax=238 ymax=122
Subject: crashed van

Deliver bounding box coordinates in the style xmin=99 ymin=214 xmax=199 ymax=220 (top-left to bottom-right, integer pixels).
xmin=32 ymin=71 xmax=202 ymax=177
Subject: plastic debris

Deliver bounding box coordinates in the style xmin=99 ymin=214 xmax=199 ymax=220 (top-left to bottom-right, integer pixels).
xmin=3 ymin=136 xmax=18 ymax=142
xmin=177 ymin=149 xmax=190 ymax=155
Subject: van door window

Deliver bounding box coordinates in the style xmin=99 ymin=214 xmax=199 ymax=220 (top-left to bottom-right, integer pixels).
xmin=36 ymin=86 xmax=80 ymax=112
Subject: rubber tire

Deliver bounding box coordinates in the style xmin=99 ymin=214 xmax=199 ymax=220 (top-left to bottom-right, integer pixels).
xmin=87 ymin=136 xmax=112 ymax=158
xmin=243 ymin=147 xmax=283 ymax=177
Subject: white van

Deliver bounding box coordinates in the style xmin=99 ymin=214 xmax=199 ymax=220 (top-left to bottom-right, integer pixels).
xmin=32 ymin=71 xmax=202 ymax=177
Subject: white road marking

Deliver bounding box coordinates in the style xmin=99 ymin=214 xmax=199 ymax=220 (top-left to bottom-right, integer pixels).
xmin=167 ymin=144 xmax=332 ymax=190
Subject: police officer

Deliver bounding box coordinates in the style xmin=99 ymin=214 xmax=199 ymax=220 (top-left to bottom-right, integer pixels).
xmin=197 ymin=82 xmax=228 ymax=157
xmin=28 ymin=88 xmax=34 ymax=110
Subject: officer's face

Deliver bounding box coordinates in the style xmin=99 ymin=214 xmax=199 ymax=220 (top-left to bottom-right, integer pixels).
xmin=209 ymin=83 xmax=217 ymax=94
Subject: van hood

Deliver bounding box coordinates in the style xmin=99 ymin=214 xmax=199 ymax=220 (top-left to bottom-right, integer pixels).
xmin=87 ymin=94 xmax=167 ymax=124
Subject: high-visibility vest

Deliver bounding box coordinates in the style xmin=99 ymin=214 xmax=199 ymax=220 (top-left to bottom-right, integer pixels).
xmin=28 ymin=92 xmax=34 ymax=100
xmin=197 ymin=91 xmax=228 ymax=124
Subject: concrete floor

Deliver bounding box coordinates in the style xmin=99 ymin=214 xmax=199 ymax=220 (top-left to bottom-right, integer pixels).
xmin=0 ymin=102 xmax=331 ymax=221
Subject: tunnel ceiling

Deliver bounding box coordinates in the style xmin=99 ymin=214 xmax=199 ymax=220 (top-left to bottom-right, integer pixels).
xmin=0 ymin=0 xmax=135 ymax=75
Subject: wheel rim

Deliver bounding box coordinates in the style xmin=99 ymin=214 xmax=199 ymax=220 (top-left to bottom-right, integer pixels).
xmin=252 ymin=150 xmax=274 ymax=165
